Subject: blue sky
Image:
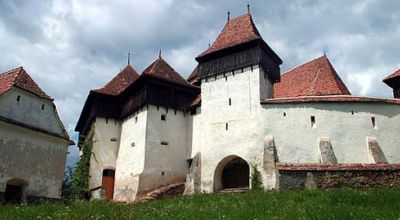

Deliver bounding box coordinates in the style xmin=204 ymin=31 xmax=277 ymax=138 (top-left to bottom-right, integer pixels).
xmin=0 ymin=0 xmax=399 ymax=167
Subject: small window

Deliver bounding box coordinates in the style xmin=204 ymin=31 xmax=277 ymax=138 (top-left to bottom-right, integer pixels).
xmin=351 ymin=111 xmax=354 ymax=115
xmin=161 ymin=141 xmax=169 ymax=146
xmin=311 ymin=116 xmax=316 ymax=128
xmin=229 ymin=98 xmax=232 ymax=106
xmin=161 ymin=171 xmax=165 ymax=176
xmin=16 ymin=95 xmax=21 ymax=102
xmin=161 ymin=114 xmax=167 ymax=121
xmin=225 ymin=76 xmax=228 ymax=81
xmin=371 ymin=117 xmax=377 ymax=129
xmin=225 ymin=123 xmax=228 ymax=131
xmin=106 ymin=118 xmax=109 ymax=124
xmin=110 ymin=138 xmax=117 ymax=142
xmin=41 ymin=104 xmax=45 ymax=110
xmin=135 ymin=116 xmax=138 ymax=123
xmin=283 ymin=112 xmax=286 ymax=117
xmin=131 ymin=142 xmax=135 ymax=147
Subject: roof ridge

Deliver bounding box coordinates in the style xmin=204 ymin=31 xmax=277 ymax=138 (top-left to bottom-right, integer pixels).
xmin=307 ymin=56 xmax=324 ymax=96
xmin=281 ymin=55 xmax=325 ymax=76
xmin=0 ymin=66 xmax=23 ymax=76
xmin=325 ymin=57 xmax=351 ymax=95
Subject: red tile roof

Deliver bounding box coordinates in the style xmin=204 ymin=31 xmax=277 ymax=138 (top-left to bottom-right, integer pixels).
xmin=197 ymin=14 xmax=261 ymax=58
xmin=143 ymin=57 xmax=194 ymax=87
xmin=274 ymin=55 xmax=351 ymax=98
xmin=262 ymin=95 xmax=400 ymax=105
xmin=94 ymin=65 xmax=140 ymax=96
xmin=383 ymin=69 xmax=400 ymax=82
xmin=276 ymin=163 xmax=400 ymax=171
xmin=187 ymin=65 xmax=199 ymax=85
xmin=0 ymin=67 xmax=52 ymax=100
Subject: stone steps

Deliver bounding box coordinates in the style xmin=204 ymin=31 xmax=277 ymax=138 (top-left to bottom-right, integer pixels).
xmin=218 ymin=187 xmax=249 ymax=194
xmin=137 ymin=183 xmax=185 ymax=202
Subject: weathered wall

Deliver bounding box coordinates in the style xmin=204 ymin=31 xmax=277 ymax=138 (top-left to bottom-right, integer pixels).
xmin=261 ymin=102 xmax=400 ymax=164
xmin=0 ymin=87 xmax=66 ymax=137
xmin=88 ymin=117 xmax=121 ymax=199
xmin=114 ymin=109 xmax=147 ymax=202
xmin=0 ymin=120 xmax=68 ymax=200
xmin=138 ymin=106 xmax=189 ymax=195
xmin=279 ymin=169 xmax=400 ymax=189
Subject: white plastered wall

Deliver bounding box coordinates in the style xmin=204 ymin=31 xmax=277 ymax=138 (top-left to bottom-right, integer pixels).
xmin=0 ymin=120 xmax=68 ymax=199
xmin=88 ymin=117 xmax=121 ymax=199
xmin=114 ymin=109 xmax=147 ymax=202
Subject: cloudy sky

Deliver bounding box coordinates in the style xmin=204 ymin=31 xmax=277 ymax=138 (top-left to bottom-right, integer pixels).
xmin=1 ymin=0 xmax=399 ymax=166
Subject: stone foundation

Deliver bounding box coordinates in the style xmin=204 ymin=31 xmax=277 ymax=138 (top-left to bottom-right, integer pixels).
xmin=277 ymin=163 xmax=400 ymax=190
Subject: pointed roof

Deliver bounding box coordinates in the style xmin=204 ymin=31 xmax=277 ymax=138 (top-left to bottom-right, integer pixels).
xmin=94 ymin=65 xmax=140 ymax=96
xmin=274 ymin=55 xmax=351 ymax=98
xmin=197 ymin=14 xmax=261 ymax=58
xmin=187 ymin=65 xmax=199 ymax=85
xmin=142 ymin=56 xmax=193 ymax=87
xmin=383 ymin=69 xmax=400 ymax=88
xmin=0 ymin=67 xmax=52 ymax=100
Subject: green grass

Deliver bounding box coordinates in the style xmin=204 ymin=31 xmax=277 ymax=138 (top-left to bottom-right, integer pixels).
xmin=1 ymin=188 xmax=400 ymax=219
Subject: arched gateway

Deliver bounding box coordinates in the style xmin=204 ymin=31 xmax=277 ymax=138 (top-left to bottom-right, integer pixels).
xmin=4 ymin=178 xmax=28 ymax=203
xmin=213 ymin=155 xmax=250 ymax=192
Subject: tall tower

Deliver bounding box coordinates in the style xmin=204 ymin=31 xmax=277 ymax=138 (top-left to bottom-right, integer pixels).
xmin=383 ymin=69 xmax=400 ymax=98
xmin=195 ymin=12 xmax=282 ymax=113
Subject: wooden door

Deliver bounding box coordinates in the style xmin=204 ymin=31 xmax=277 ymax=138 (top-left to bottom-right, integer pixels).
xmin=102 ymin=169 xmax=115 ymax=200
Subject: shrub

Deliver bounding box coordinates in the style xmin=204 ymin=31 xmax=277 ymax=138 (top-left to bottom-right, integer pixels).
xmin=251 ymin=165 xmax=263 ymax=191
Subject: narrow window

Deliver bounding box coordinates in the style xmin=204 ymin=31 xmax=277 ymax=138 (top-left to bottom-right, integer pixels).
xmin=135 ymin=116 xmax=138 ymax=123
xmin=283 ymin=112 xmax=286 ymax=117
xmin=110 ymin=138 xmax=117 ymax=142
xmin=226 ymin=123 xmax=228 ymax=131
xmin=41 ymin=104 xmax=45 ymax=110
xmin=161 ymin=171 xmax=165 ymax=176
xmin=371 ymin=117 xmax=377 ymax=129
xmin=225 ymin=76 xmax=228 ymax=81
xmin=131 ymin=142 xmax=135 ymax=147
xmin=16 ymin=95 xmax=21 ymax=102
xmin=106 ymin=118 xmax=109 ymax=124
xmin=161 ymin=114 xmax=167 ymax=121
xmin=351 ymin=111 xmax=354 ymax=115
xmin=311 ymin=116 xmax=316 ymax=128
xmin=161 ymin=141 xmax=169 ymax=146
xmin=229 ymin=98 xmax=232 ymax=106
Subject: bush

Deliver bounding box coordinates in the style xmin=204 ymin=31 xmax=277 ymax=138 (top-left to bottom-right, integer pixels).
xmin=70 ymin=129 xmax=94 ymax=200
xmin=251 ymin=165 xmax=263 ymax=191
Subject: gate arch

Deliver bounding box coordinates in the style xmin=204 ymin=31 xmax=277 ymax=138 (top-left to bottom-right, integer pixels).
xmin=4 ymin=178 xmax=29 ymax=203
xmin=213 ymin=155 xmax=250 ymax=192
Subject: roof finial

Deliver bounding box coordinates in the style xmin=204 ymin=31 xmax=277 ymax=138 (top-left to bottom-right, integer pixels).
xmin=127 ymin=51 xmax=131 ymax=65
xmin=159 ymin=49 xmax=162 ymax=58
xmin=227 ymin=11 xmax=230 ymax=22
xmin=247 ymin=4 xmax=250 ymax=14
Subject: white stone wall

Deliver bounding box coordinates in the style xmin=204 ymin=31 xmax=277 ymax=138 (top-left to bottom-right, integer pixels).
xmin=194 ymin=65 xmax=269 ymax=193
xmin=0 ymin=120 xmax=68 ymax=199
xmin=138 ymin=106 xmax=189 ymax=193
xmin=262 ymin=102 xmax=400 ymax=164
xmin=114 ymin=109 xmax=147 ymax=202
xmin=88 ymin=118 xmax=121 ymax=199
xmin=0 ymin=88 xmax=66 ymax=137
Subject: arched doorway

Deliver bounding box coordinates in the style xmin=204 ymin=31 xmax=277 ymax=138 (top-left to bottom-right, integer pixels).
xmin=214 ymin=156 xmax=250 ymax=192
xmin=4 ymin=178 xmax=28 ymax=203
xmin=102 ymin=169 xmax=115 ymax=200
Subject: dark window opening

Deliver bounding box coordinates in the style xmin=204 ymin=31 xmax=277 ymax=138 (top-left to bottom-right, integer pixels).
xmin=351 ymin=111 xmax=354 ymax=115
xmin=41 ymin=104 xmax=45 ymax=110
xmin=283 ymin=112 xmax=286 ymax=117
xmin=187 ymin=159 xmax=193 ymax=168
xmin=190 ymin=108 xmax=196 ymax=115
xmin=131 ymin=142 xmax=135 ymax=147
xmin=110 ymin=138 xmax=117 ymax=142
xmin=222 ymin=158 xmax=249 ymax=189
xmin=16 ymin=95 xmax=21 ymax=102
xmin=226 ymin=123 xmax=228 ymax=131
xmin=311 ymin=116 xmax=316 ymax=128
xmin=161 ymin=141 xmax=169 ymax=146
xmin=102 ymin=169 xmax=115 ymax=177
xmin=371 ymin=117 xmax=377 ymax=129
xmin=106 ymin=118 xmax=109 ymax=124
xmin=229 ymin=98 xmax=232 ymax=106
xmin=161 ymin=171 xmax=165 ymax=176
xmin=161 ymin=114 xmax=166 ymax=121
xmin=135 ymin=116 xmax=138 ymax=123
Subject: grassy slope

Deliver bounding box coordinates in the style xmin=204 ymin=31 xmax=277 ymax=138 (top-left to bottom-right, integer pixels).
xmin=1 ymin=188 xmax=400 ymax=220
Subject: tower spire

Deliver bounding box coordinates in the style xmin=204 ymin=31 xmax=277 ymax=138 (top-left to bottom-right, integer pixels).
xmin=247 ymin=4 xmax=250 ymax=14
xmin=159 ymin=49 xmax=162 ymax=58
xmin=127 ymin=51 xmax=131 ymax=65
xmin=227 ymin=11 xmax=230 ymax=22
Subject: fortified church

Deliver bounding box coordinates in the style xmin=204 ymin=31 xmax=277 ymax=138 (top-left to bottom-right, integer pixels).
xmin=76 ymin=10 xmax=400 ymax=202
